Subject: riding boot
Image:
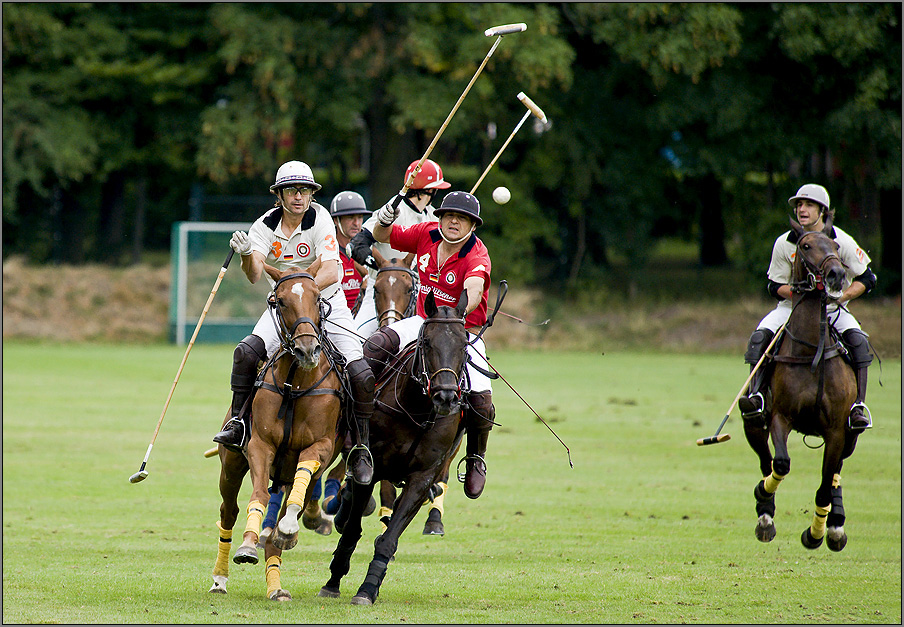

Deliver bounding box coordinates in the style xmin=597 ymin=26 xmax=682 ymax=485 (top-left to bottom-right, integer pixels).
xmin=214 ymin=335 xmax=267 ymax=452
xmin=842 ymin=329 xmax=873 ymax=431
xmin=738 ymin=328 xmax=774 ymax=427
xmin=346 ymin=358 xmax=375 ymax=486
xmin=363 ymin=327 xmax=400 ymax=381
xmin=462 ymin=391 xmax=494 ymax=499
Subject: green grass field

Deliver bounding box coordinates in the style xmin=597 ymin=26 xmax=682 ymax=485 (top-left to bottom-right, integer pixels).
xmin=3 ymin=341 xmax=900 ymax=624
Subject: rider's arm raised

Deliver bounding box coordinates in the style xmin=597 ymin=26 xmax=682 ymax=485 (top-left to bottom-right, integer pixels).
xmin=241 ymin=251 xmax=265 ymax=284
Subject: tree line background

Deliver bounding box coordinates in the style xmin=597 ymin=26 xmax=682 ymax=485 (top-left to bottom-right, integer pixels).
xmin=3 ymin=3 xmax=901 ymax=297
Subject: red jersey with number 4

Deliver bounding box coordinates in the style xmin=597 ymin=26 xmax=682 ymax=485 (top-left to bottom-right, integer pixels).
xmin=389 ymin=221 xmax=491 ymax=328
xmin=339 ymin=250 xmax=363 ymax=310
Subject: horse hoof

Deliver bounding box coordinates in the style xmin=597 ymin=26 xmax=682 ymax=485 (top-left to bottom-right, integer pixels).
xmin=315 ymin=519 xmax=333 ymax=536
xmin=271 ymin=530 xmax=298 ymax=551
xmin=423 ymin=522 xmax=445 ymax=536
xmin=754 ymin=514 xmax=775 ymax=543
xmin=302 ymin=513 xmax=322 ymax=531
xmin=350 ymin=594 xmax=374 ymax=606
xmin=233 ymin=545 xmax=259 ymax=565
xmin=269 ymin=588 xmax=292 ymax=601
xmin=209 ymin=577 xmax=227 ymax=594
xmin=827 ymin=527 xmax=847 ymax=552
xmin=801 ymin=527 xmax=824 ymax=550
xmin=257 ymin=526 xmax=272 ymax=549
xmin=318 ymin=586 xmax=340 ymax=598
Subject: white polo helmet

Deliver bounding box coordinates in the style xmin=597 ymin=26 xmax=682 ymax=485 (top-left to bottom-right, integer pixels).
xmin=788 ymin=184 xmax=830 ymax=211
xmin=270 ymin=160 xmax=321 ymax=193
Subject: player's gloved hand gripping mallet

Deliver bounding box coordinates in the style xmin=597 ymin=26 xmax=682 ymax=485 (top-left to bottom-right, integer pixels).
xmin=394 ymin=23 xmax=528 ymax=207
xmin=696 ymin=321 xmax=786 ymax=446
xmin=470 ymin=91 xmax=547 ymax=194
xmin=129 ymin=249 xmax=235 ymax=483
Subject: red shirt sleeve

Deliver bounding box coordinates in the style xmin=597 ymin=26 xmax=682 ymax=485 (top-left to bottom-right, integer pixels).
xmin=388 ymin=221 xmax=432 ymax=254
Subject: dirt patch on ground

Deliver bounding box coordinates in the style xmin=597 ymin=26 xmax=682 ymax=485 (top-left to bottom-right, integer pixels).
xmin=3 ymin=256 xmax=900 ymax=357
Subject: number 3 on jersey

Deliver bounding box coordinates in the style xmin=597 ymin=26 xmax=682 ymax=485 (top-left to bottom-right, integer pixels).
xmin=324 ymin=234 xmax=337 ymax=252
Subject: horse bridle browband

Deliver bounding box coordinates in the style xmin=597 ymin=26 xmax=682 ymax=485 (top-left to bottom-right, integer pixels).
xmin=376 ymin=265 xmax=419 ymax=326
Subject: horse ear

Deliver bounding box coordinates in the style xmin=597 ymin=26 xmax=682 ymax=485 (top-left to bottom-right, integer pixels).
xmin=264 ymin=263 xmax=281 ymax=282
xmin=454 ymin=290 xmax=468 ymax=319
xmin=823 ymin=212 xmax=834 ymax=234
xmin=425 ymin=290 xmax=438 ymax=317
xmin=789 ymin=216 xmax=804 ymax=236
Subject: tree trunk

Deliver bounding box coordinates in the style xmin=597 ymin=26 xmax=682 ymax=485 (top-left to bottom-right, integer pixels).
xmin=131 ymin=176 xmax=147 ymax=265
xmin=698 ymin=174 xmax=728 ymax=266
xmin=99 ymin=172 xmax=126 ymax=263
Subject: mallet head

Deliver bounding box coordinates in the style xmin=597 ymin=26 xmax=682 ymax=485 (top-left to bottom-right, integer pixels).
xmin=129 ymin=470 xmax=149 ymax=483
xmin=696 ymin=434 xmax=731 ymax=446
xmin=516 ymin=91 xmax=548 ymax=124
xmin=485 ymin=23 xmax=527 ymax=37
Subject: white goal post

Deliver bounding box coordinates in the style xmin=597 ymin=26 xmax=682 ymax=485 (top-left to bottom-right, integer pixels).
xmin=169 ymin=221 xmax=271 ymax=345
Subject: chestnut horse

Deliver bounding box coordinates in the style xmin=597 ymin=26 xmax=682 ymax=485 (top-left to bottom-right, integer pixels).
xmin=744 ymin=217 xmax=861 ymax=551
xmin=210 ymin=267 xmax=343 ymax=600
xmin=318 ymin=291 xmax=469 ymax=605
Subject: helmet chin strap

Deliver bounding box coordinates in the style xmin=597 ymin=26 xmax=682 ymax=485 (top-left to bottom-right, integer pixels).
xmin=439 ymin=227 xmax=474 ymax=246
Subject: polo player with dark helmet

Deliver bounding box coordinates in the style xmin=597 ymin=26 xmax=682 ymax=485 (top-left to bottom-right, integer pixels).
xmin=368 ymin=189 xmax=496 ymax=499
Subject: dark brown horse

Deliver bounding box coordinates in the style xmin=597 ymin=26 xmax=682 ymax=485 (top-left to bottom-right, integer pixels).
xmin=210 ymin=266 xmax=343 ymax=600
xmin=318 ymin=291 xmax=469 ymax=605
xmin=744 ymin=217 xmax=860 ymax=551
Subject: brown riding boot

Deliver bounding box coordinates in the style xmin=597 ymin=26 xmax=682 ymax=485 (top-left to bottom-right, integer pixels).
xmin=462 ymin=391 xmax=494 ymax=499
xmin=346 ymin=358 xmax=375 ymax=485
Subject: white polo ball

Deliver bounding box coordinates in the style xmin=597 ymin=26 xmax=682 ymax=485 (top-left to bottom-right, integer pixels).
xmin=492 ymin=186 xmax=511 ymax=204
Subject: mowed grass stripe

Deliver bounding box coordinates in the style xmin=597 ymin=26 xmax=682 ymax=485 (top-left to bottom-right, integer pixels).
xmin=2 ymin=342 xmax=900 ymax=624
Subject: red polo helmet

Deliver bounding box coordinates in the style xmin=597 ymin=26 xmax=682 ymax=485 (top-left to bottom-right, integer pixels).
xmin=404 ymin=159 xmax=451 ymax=191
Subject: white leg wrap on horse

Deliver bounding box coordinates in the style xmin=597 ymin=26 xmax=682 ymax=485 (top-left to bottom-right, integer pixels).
xmin=810 ymin=504 xmax=831 ymax=540
xmin=209 ymin=574 xmax=228 ymax=594
xmin=764 ymin=471 xmax=785 ymax=494
xmin=287 ymin=460 xmax=321 ymax=508
xmin=278 ymin=503 xmax=302 ymax=537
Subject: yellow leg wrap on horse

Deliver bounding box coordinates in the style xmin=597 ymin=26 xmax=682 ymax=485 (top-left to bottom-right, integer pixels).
xmin=245 ymin=500 xmax=265 ymax=538
xmin=430 ymin=482 xmax=448 ymax=516
xmin=213 ymin=522 xmax=232 ymax=577
xmin=832 ymin=473 xmax=841 ymax=488
xmin=265 ymin=555 xmax=282 ymax=598
xmin=287 ymin=459 xmax=321 ymax=509
xmin=378 ymin=506 xmax=393 ymax=519
xmin=810 ymin=504 xmax=831 ymax=540
xmin=764 ymin=471 xmax=785 ymax=494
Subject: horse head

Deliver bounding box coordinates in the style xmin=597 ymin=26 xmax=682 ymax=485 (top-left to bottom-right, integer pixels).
xmin=374 ymin=255 xmax=418 ymax=327
xmin=265 ymin=265 xmax=323 ymax=369
xmin=789 ymin=218 xmax=846 ymax=297
xmin=419 ymin=290 xmax=469 ymax=416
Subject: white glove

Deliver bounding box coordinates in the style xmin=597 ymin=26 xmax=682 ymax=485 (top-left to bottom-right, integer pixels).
xmin=376 ymin=196 xmax=403 ymax=227
xmin=230 ymin=231 xmax=252 ymax=255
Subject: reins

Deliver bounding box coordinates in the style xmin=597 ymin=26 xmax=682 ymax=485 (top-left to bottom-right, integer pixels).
xmin=375 ymin=266 xmax=419 ymax=327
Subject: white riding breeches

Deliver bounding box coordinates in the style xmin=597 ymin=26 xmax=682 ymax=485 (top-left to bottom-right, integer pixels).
xmin=757 ymin=299 xmax=865 ymax=336
xmin=353 ymin=281 xmax=379 ymax=339
xmin=386 ymin=315 xmax=493 ymax=394
xmin=251 ymin=289 xmax=364 ymax=363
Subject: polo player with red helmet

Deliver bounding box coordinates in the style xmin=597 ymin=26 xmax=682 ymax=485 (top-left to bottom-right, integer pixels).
xmin=348 ymin=158 xmax=451 ymax=338
xmin=367 ymin=190 xmax=496 ymax=500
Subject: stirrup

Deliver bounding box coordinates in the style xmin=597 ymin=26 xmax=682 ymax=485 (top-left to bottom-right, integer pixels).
xmin=346 ymin=444 xmax=374 ymax=485
xmin=213 ymin=417 xmax=246 ymax=452
xmin=739 ymin=392 xmax=765 ymax=420
xmin=848 ymin=403 xmax=873 ymax=431
xmin=455 ymin=454 xmax=485 ymax=484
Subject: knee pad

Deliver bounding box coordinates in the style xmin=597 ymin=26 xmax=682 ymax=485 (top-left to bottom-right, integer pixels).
xmin=364 ymin=327 xmax=400 ymax=363
xmin=842 ymin=330 xmax=873 ymax=368
xmin=346 ymin=358 xmax=375 ymax=388
xmin=744 ymin=328 xmax=775 ymax=365
xmin=232 ymin=334 xmax=267 ymax=388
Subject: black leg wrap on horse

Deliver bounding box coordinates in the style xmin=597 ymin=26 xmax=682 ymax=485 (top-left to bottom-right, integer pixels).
xmin=753 ymin=480 xmax=776 ymax=518
xmin=215 ymin=335 xmax=267 ymax=450
xmin=363 ymin=327 xmax=400 ymax=380
xmin=347 ymin=358 xmax=375 ymax=485
xmin=462 ymin=392 xmax=494 ymax=499
xmin=357 ymin=555 xmax=390 ymax=602
xmin=827 ymin=484 xmax=845 ymax=528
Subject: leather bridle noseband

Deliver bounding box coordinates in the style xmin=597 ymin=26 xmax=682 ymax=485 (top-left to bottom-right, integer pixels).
xmin=375 ymin=265 xmax=419 ymax=327
xmin=267 ymin=272 xmax=326 ymax=355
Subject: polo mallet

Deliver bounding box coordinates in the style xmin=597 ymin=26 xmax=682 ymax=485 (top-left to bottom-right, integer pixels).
xmin=470 ymin=91 xmax=548 ymax=194
xmin=696 ymin=322 xmax=786 ymax=446
xmin=129 ymin=249 xmax=236 ymax=483
xmin=395 ymin=23 xmax=528 ymax=204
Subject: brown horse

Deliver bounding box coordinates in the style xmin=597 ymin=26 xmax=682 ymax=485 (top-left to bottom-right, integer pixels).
xmin=210 ymin=266 xmax=343 ymax=600
xmin=744 ymin=217 xmax=860 ymax=551
xmin=318 ymin=291 xmax=469 ymax=605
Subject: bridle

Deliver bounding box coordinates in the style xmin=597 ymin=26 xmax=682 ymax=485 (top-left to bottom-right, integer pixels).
xmin=413 ymin=315 xmax=467 ymax=400
xmin=267 ymin=272 xmax=328 ymax=357
xmin=375 ymin=265 xmax=418 ymax=327
xmin=790 ymin=231 xmax=843 ymax=295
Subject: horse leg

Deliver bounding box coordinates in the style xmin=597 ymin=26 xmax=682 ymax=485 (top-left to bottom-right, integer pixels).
xmin=319 ymin=480 xmax=376 ymax=598
xmin=272 ymin=458 xmax=321 ymax=551
xmin=352 ymin=472 xmax=435 ymax=605
xmin=322 ymin=459 xmax=346 ymax=516
xmin=801 ymin=429 xmax=846 ymax=550
xmin=264 ymin=541 xmax=291 ymax=601
xmin=752 ymin=413 xmax=792 ymax=542
xmin=259 ymin=484 xmax=285 ymax=548
xmin=303 ymin=472 xmax=333 ymax=536
xmin=235 ymin=440 xmax=276 ymax=564
xmin=211 ymin=448 xmax=247 ymax=592
xmin=826 ymin=473 xmax=848 ymax=552
xmin=423 ymin=438 xmax=461 ymax=536
xmin=378 ymin=481 xmax=397 ymax=533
